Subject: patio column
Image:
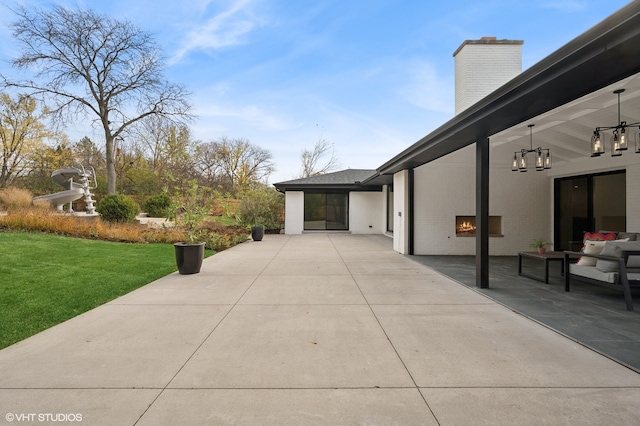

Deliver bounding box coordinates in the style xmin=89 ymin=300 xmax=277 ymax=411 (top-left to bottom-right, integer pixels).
xmin=408 ymin=168 xmax=414 ymax=255
xmin=476 ymin=136 xmax=489 ymax=288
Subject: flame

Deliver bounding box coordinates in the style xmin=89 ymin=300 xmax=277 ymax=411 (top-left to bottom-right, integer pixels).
xmin=457 ymin=221 xmax=476 ymax=234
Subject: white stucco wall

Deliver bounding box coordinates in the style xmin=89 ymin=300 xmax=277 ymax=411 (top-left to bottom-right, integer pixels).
xmin=284 ymin=191 xmax=304 ymax=234
xmin=412 ymin=144 xmax=551 ymax=255
xmin=349 ymin=192 xmax=385 ymax=234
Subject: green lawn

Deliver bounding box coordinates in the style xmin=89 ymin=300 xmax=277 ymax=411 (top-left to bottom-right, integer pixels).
xmin=0 ymin=232 xmax=187 ymax=349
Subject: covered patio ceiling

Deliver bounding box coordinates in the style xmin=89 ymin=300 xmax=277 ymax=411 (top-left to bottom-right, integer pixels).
xmin=491 ymin=72 xmax=640 ymax=166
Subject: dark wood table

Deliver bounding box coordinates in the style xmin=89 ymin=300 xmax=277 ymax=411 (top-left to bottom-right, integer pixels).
xmin=518 ymin=251 xmax=577 ymax=283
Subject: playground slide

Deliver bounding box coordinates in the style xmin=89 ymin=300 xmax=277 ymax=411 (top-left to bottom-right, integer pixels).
xmin=33 ymin=188 xmax=85 ymax=208
xmin=32 ymin=167 xmax=96 ymax=213
xmin=51 ymin=168 xmax=85 ymax=189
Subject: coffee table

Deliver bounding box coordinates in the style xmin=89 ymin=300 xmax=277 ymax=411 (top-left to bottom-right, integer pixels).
xmin=517 ymin=251 xmax=577 ymax=284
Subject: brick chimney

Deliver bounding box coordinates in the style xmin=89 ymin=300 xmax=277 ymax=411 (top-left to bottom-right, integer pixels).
xmin=453 ymin=37 xmax=523 ymax=115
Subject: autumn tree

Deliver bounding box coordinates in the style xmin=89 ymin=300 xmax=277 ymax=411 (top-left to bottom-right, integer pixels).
xmin=300 ymin=137 xmax=339 ymax=177
xmin=24 ymin=135 xmax=75 ymax=193
xmin=131 ymin=116 xmax=196 ymax=192
xmin=2 ymin=5 xmax=193 ymax=194
xmin=0 ymin=93 xmax=51 ymax=187
xmin=201 ymin=137 xmax=275 ymax=193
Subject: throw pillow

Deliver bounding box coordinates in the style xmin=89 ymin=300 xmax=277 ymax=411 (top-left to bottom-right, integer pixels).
xmin=596 ymin=242 xmax=621 ymax=272
xmin=576 ymin=240 xmax=607 ymax=266
xmin=583 ymin=231 xmax=618 ymax=244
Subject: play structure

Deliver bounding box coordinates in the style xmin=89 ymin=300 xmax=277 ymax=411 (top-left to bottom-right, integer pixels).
xmin=33 ymin=166 xmax=97 ymax=214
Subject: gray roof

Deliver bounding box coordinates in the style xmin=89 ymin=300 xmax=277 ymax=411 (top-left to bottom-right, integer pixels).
xmin=274 ymin=169 xmax=379 ymax=191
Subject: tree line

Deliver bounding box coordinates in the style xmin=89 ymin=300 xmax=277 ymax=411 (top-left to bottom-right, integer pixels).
xmin=0 ymin=93 xmax=274 ymax=197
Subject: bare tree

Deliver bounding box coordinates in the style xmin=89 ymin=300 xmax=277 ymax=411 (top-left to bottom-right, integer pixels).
xmin=300 ymin=137 xmax=339 ymax=177
xmin=194 ymin=141 xmax=224 ymax=187
xmin=209 ymin=136 xmax=275 ymax=192
xmin=1 ymin=5 xmax=193 ymax=194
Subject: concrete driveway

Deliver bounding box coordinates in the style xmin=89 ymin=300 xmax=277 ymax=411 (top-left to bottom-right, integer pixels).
xmin=1 ymin=234 xmax=639 ymax=425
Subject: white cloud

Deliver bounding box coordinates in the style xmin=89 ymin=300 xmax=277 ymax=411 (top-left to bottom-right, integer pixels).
xmin=171 ymin=0 xmax=265 ymax=63
xmin=397 ymin=60 xmax=454 ymax=115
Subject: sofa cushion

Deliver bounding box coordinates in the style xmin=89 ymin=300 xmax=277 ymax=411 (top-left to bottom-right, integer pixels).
xmin=577 ymin=241 xmax=607 ymax=266
xmin=570 ymin=263 xmax=618 ymax=283
xmin=595 ymin=241 xmax=640 ymax=272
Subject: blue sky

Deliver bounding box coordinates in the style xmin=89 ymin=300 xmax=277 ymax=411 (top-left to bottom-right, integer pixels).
xmin=0 ymin=0 xmax=632 ymax=183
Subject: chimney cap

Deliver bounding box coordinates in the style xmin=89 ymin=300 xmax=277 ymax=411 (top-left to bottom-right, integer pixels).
xmin=453 ymin=37 xmax=524 ymax=57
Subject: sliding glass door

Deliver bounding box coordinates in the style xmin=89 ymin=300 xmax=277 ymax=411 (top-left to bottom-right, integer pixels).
xmin=554 ymin=171 xmax=626 ymax=250
xmin=304 ymin=192 xmax=348 ymax=230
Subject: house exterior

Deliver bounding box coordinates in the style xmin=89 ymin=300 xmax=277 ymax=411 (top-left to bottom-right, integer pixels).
xmin=275 ymin=169 xmax=387 ymax=235
xmin=274 ymin=2 xmax=640 ymax=287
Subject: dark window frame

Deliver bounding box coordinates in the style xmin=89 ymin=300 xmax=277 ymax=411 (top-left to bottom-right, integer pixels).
xmin=303 ymin=190 xmax=349 ymax=231
xmin=553 ymin=169 xmax=626 ymax=250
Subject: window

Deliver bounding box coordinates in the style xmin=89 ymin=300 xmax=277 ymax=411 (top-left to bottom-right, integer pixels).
xmin=304 ymin=192 xmax=348 ymax=230
xmin=554 ymin=170 xmax=626 ymax=250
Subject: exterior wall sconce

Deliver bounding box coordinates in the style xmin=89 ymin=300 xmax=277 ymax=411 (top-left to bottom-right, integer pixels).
xmin=511 ymin=124 xmax=551 ymax=172
xmin=591 ymin=89 xmax=640 ymax=157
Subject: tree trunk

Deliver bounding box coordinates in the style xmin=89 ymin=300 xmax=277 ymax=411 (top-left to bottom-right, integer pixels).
xmin=105 ymin=136 xmax=117 ymax=194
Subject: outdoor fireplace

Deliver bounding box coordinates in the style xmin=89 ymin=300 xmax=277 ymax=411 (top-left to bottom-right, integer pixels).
xmin=456 ymin=216 xmax=502 ymax=237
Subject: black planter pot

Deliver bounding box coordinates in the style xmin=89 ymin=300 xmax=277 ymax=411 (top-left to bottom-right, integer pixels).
xmin=251 ymin=225 xmax=264 ymax=241
xmin=174 ymin=242 xmax=205 ymax=274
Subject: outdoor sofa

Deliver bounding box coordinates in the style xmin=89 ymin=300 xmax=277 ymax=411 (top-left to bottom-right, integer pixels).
xmin=563 ymin=232 xmax=640 ymax=311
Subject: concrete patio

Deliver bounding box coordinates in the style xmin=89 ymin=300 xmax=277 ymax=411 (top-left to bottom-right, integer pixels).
xmin=1 ymin=234 xmax=640 ymax=425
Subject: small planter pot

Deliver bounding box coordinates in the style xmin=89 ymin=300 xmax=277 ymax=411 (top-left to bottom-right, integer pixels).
xmin=251 ymin=225 xmax=264 ymax=241
xmin=536 ymin=247 xmax=547 ymax=254
xmin=174 ymin=242 xmax=205 ymax=274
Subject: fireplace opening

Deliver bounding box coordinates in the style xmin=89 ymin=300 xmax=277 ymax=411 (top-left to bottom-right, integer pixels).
xmin=456 ymin=216 xmax=502 ymax=237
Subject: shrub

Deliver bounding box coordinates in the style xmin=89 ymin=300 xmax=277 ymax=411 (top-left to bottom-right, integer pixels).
xmin=96 ymin=194 xmax=140 ymax=223
xmin=144 ymin=192 xmax=173 ymax=218
xmin=236 ymin=186 xmax=284 ymax=231
xmin=0 ymin=204 xmax=246 ymax=251
xmin=0 ymin=187 xmax=33 ymax=210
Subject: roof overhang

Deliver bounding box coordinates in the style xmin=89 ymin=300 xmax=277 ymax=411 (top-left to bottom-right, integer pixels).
xmin=274 ymin=183 xmax=382 ymax=192
xmin=378 ymin=1 xmax=640 ymax=175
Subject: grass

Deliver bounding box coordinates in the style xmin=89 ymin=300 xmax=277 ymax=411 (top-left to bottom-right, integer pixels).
xmin=0 ymin=232 xmax=195 ymax=350
xmin=0 ymin=198 xmax=249 ymax=349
